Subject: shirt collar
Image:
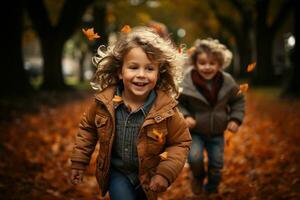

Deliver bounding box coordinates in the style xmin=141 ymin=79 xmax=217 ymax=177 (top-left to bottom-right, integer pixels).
xmin=114 ymin=83 xmax=156 ymax=116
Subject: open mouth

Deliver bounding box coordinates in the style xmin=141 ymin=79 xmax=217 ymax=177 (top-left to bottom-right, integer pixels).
xmin=202 ymin=71 xmax=214 ymax=76
xmin=133 ymin=82 xmax=148 ymax=87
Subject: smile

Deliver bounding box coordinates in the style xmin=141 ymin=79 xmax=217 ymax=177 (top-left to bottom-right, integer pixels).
xmin=133 ymin=82 xmax=148 ymax=87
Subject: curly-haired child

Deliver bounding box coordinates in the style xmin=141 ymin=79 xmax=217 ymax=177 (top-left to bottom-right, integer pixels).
xmin=70 ymin=26 xmax=191 ymax=200
xmin=178 ymin=38 xmax=245 ymax=196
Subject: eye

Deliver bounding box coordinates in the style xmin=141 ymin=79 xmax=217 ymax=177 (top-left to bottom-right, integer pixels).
xmin=128 ymin=65 xmax=138 ymax=69
xmin=198 ymin=61 xmax=206 ymax=65
xmin=146 ymin=66 xmax=154 ymax=71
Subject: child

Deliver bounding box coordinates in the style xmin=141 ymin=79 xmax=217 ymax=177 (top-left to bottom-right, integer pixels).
xmin=178 ymin=38 xmax=245 ymax=196
xmin=70 ymin=26 xmax=191 ymax=200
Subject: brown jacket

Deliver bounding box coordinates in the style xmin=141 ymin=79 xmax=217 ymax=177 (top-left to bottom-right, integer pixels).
xmin=71 ymin=86 xmax=191 ymax=200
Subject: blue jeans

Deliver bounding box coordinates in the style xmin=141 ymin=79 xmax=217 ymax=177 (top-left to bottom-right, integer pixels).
xmin=188 ymin=134 xmax=224 ymax=192
xmin=108 ymin=169 xmax=147 ymax=200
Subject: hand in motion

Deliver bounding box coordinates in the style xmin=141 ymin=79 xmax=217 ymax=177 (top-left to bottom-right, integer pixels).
xmin=227 ymin=121 xmax=240 ymax=133
xmin=149 ymin=175 xmax=168 ymax=193
xmin=185 ymin=116 xmax=196 ymax=129
xmin=71 ymin=169 xmax=85 ymax=185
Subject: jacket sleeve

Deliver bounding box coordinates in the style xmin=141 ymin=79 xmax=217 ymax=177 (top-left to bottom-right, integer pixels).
xmin=155 ymin=107 xmax=192 ymax=185
xmin=177 ymin=94 xmax=194 ymax=118
xmin=71 ymin=100 xmax=98 ymax=170
xmin=228 ymin=88 xmax=246 ymax=124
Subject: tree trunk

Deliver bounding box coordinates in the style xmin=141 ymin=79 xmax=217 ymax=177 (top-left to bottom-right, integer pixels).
xmin=252 ymin=0 xmax=294 ymax=86
xmin=0 ymin=0 xmax=32 ymax=96
xmin=281 ymin=2 xmax=300 ymax=97
xmin=252 ymin=28 xmax=275 ymax=85
xmin=41 ymin=36 xmax=66 ymax=90
xmin=25 ymin=0 xmax=95 ymax=91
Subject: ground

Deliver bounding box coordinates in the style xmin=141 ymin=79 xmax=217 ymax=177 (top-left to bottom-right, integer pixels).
xmin=0 ymin=88 xmax=299 ymax=200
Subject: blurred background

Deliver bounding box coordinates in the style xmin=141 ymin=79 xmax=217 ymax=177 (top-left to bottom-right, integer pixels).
xmin=0 ymin=0 xmax=299 ymax=200
xmin=0 ymin=0 xmax=298 ymax=96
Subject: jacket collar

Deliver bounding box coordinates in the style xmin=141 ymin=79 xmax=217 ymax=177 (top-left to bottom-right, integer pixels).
xmin=94 ymin=85 xmax=177 ymax=121
xmin=181 ymin=67 xmax=237 ymax=104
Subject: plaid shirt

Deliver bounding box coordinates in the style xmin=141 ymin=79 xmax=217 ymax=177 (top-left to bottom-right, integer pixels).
xmin=111 ymin=85 xmax=156 ymax=187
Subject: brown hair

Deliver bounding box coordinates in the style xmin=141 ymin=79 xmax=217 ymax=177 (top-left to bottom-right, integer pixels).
xmin=190 ymin=38 xmax=232 ymax=69
xmin=91 ymin=26 xmax=186 ymax=97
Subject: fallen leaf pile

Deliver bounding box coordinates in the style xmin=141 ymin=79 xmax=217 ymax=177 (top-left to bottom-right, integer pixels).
xmin=0 ymin=90 xmax=299 ymax=199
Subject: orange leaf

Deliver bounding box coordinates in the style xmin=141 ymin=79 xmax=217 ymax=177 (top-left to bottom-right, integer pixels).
xmin=153 ymin=129 xmax=164 ymax=144
xmin=112 ymin=95 xmax=122 ymax=103
xmin=187 ymin=47 xmax=196 ymax=55
xmin=247 ymin=62 xmax=256 ymax=72
xmin=237 ymin=83 xmax=249 ymax=95
xmin=151 ymin=23 xmax=163 ymax=34
xmin=121 ymin=25 xmax=131 ymax=33
xmin=82 ymin=28 xmax=100 ymax=41
xmin=159 ymin=152 xmax=168 ymax=161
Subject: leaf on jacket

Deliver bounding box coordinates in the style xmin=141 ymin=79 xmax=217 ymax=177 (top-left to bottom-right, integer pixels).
xmin=159 ymin=152 xmax=168 ymax=161
xmin=237 ymin=83 xmax=249 ymax=95
xmin=112 ymin=95 xmax=122 ymax=103
xmin=82 ymin=28 xmax=100 ymax=41
xmin=153 ymin=129 xmax=164 ymax=144
xmin=121 ymin=25 xmax=132 ymax=33
xmin=247 ymin=62 xmax=256 ymax=72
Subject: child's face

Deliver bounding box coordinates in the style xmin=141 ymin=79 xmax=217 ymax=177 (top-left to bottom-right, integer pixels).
xmin=195 ymin=52 xmax=221 ymax=80
xmin=119 ymin=47 xmax=159 ymax=101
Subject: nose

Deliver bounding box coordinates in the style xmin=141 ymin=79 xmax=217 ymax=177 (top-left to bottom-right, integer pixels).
xmin=137 ymin=69 xmax=146 ymax=77
xmin=203 ymin=63 xmax=211 ymax=69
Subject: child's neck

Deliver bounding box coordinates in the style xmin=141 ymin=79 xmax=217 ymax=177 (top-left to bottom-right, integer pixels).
xmin=121 ymin=92 xmax=147 ymax=112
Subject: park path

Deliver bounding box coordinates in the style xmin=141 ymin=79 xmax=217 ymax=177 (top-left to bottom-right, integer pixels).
xmin=0 ymin=90 xmax=299 ymax=200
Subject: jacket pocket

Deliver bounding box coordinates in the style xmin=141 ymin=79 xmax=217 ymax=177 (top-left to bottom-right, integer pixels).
xmin=95 ymin=114 xmax=110 ymax=143
xmin=146 ymin=127 xmax=167 ymax=155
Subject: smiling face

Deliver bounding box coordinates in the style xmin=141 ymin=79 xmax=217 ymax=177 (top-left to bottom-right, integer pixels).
xmin=119 ymin=47 xmax=159 ymax=102
xmin=195 ymin=52 xmax=221 ymax=80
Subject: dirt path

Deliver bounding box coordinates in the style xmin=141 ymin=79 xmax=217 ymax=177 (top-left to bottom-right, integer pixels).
xmin=1 ymin=91 xmax=299 ymax=200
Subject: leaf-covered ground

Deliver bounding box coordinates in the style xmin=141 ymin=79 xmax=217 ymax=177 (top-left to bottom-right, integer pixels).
xmin=0 ymin=89 xmax=299 ymax=200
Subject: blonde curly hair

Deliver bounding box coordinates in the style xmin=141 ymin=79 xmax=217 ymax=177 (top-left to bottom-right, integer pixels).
xmin=91 ymin=26 xmax=185 ymax=97
xmin=191 ymin=38 xmax=232 ymax=69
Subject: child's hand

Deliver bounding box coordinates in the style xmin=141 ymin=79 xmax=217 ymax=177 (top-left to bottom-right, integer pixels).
xmin=71 ymin=169 xmax=85 ymax=185
xmin=185 ymin=116 xmax=196 ymax=129
xmin=227 ymin=121 xmax=240 ymax=133
xmin=149 ymin=175 xmax=168 ymax=193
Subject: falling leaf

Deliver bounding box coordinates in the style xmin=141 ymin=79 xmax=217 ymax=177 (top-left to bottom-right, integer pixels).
xmin=112 ymin=95 xmax=122 ymax=103
xmin=159 ymin=152 xmax=168 ymax=160
xmin=247 ymin=62 xmax=256 ymax=72
xmin=187 ymin=47 xmax=196 ymax=55
xmin=237 ymin=83 xmax=249 ymax=95
xmin=150 ymin=23 xmax=163 ymax=34
xmin=82 ymin=28 xmax=100 ymax=41
xmin=121 ymin=25 xmax=131 ymax=33
xmin=153 ymin=129 xmax=163 ymax=144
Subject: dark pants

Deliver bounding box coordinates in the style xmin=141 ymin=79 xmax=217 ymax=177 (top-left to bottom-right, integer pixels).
xmin=188 ymin=134 xmax=224 ymax=192
xmin=108 ymin=169 xmax=147 ymax=200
